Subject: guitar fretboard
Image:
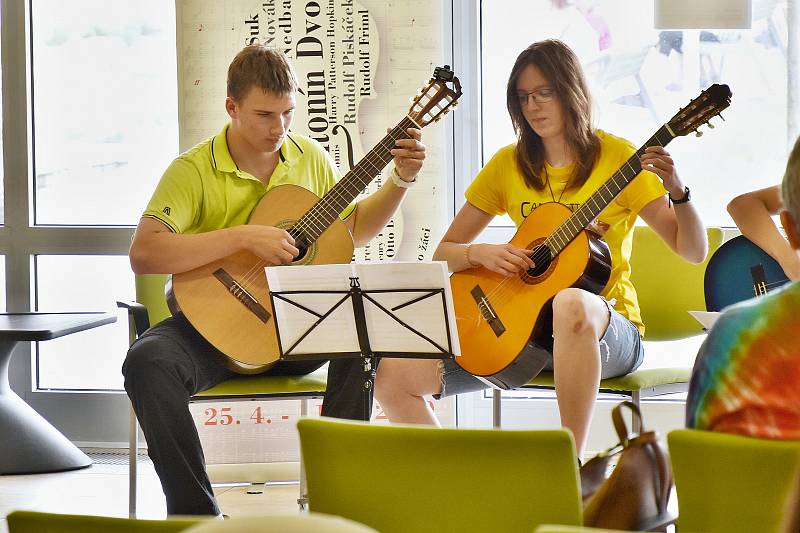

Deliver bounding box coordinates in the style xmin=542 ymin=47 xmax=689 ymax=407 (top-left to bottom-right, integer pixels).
xmin=294 ymin=115 xmax=418 ymax=243
xmin=543 ymin=125 xmax=676 ymax=256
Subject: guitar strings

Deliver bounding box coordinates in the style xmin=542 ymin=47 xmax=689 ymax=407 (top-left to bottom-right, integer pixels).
xmin=477 ymin=168 xmax=645 ymax=308
xmin=291 ymin=116 xmax=414 ymax=242
xmin=233 ymin=116 xmax=418 ymax=295
xmin=289 ymin=115 xmax=415 ymax=238
xmin=760 ymin=280 xmax=790 ymax=288
xmin=478 ymin=135 xmax=668 ymax=309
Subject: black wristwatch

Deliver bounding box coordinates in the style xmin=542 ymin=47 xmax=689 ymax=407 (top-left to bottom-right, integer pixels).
xmin=669 ymin=186 xmax=691 ymax=205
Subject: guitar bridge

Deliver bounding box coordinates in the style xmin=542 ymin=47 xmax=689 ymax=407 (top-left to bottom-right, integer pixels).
xmin=213 ymin=268 xmax=271 ymax=323
xmin=751 ymin=264 xmax=768 ymax=296
xmin=470 ymin=285 xmax=505 ymax=337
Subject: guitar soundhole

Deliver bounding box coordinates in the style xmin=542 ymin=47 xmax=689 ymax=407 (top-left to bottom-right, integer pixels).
xmin=288 ymin=227 xmax=312 ymax=263
xmin=521 ymin=243 xmax=554 ymax=282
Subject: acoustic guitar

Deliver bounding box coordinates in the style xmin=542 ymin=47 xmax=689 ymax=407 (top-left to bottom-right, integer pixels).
xmin=169 ymin=66 xmax=462 ymax=373
xmin=704 ymin=235 xmax=790 ymax=312
xmin=450 ymin=83 xmax=732 ymax=389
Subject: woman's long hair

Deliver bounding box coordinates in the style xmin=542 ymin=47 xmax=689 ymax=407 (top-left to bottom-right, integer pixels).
xmin=506 ymin=39 xmax=600 ymax=191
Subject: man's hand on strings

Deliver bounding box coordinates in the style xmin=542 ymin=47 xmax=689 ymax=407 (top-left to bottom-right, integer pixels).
xmin=238 ymin=225 xmax=299 ymax=265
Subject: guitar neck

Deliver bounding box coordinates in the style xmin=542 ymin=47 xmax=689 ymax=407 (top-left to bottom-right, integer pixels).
xmin=294 ymin=115 xmax=418 ymax=243
xmin=545 ymin=125 xmax=676 ymax=255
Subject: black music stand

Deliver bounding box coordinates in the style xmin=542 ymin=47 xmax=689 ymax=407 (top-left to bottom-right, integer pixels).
xmin=266 ymin=262 xmax=458 ymax=421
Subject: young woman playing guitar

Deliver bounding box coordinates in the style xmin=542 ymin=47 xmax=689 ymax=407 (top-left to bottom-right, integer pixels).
xmin=375 ymin=39 xmax=707 ymax=456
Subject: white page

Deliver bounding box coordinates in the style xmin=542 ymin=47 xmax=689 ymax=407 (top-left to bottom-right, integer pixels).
xmin=266 ymin=261 xmax=460 ymax=357
xmin=688 ymin=310 xmax=721 ymax=330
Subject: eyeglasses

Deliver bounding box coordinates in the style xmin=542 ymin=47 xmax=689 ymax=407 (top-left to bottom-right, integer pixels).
xmin=517 ymin=87 xmax=556 ymax=106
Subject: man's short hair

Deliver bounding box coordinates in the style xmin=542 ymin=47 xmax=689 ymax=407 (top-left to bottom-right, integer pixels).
xmin=227 ymin=45 xmax=298 ymax=100
xmin=782 ymin=136 xmax=800 ymax=237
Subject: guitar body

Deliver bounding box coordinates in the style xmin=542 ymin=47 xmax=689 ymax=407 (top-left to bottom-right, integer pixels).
xmin=704 ymin=235 xmax=790 ymax=312
xmin=169 ymin=184 xmax=354 ymax=373
xmin=451 ymin=202 xmax=612 ymax=388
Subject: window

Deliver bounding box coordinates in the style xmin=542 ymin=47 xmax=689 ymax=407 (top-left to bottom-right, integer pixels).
xmin=0 ymin=257 xmax=5 ymax=312
xmin=35 ymin=255 xmax=132 ymax=390
xmin=31 ymin=0 xmax=178 ymax=226
xmin=24 ymin=0 xmax=177 ymax=391
xmin=0 ymin=6 xmax=4 ymax=226
xmin=478 ymin=0 xmax=792 ymax=228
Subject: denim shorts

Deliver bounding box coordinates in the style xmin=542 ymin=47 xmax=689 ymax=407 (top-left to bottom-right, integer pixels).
xmin=435 ymin=299 xmax=645 ymax=399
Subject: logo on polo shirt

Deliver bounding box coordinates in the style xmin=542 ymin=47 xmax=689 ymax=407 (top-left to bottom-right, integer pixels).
xmin=162 ymin=206 xmax=171 ymax=215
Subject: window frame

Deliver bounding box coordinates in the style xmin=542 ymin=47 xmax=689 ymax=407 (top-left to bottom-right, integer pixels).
xmin=2 ymin=1 xmax=143 ymax=446
xmin=452 ymin=1 xmax=520 ymax=245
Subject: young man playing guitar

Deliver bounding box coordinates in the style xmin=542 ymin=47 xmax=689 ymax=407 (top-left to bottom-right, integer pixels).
xmin=123 ymin=45 xmax=426 ymax=516
xmin=375 ymin=40 xmax=707 ymax=457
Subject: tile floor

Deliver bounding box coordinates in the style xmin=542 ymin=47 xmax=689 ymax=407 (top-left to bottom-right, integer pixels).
xmin=0 ymin=453 xmax=300 ymax=533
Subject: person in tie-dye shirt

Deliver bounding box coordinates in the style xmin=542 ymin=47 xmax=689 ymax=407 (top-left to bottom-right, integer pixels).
xmin=687 ymin=136 xmax=800 ymax=439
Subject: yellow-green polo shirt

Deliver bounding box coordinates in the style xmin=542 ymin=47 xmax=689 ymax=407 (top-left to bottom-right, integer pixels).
xmin=143 ymin=124 xmax=355 ymax=234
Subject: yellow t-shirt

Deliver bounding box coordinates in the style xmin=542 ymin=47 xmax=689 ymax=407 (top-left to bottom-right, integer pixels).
xmin=465 ymin=130 xmax=666 ymax=335
xmin=143 ymin=124 xmax=355 ymax=234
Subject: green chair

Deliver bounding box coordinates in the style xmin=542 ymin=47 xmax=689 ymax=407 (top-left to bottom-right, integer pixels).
xmin=668 ymin=429 xmax=800 ymax=533
xmin=119 ymin=274 xmax=327 ymax=517
xmin=493 ymin=227 xmax=725 ymax=432
xmin=297 ymin=418 xmax=582 ymax=533
xmin=6 ymin=510 xmax=201 ymax=533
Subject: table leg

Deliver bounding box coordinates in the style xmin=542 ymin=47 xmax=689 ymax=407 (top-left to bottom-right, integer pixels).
xmin=0 ymin=340 xmax=92 ymax=474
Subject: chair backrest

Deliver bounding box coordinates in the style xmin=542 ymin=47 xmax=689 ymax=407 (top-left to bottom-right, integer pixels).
xmin=298 ymin=419 xmax=583 ymax=533
xmin=668 ymin=429 xmax=800 ymax=533
xmin=135 ymin=274 xmax=171 ymax=326
xmin=629 ymin=226 xmax=723 ymax=340
xmin=6 ymin=510 xmax=200 ymax=533
xmin=183 ymin=514 xmax=377 ymax=532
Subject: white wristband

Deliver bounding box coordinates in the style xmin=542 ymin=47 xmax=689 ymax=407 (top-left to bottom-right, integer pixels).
xmin=390 ymin=167 xmax=416 ymax=189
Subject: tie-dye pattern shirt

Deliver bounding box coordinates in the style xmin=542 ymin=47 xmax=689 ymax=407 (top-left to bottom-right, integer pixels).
xmin=686 ymin=281 xmax=800 ymax=439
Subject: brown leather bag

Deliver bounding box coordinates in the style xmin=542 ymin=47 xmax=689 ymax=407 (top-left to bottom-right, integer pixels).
xmin=580 ymin=401 xmax=674 ymax=531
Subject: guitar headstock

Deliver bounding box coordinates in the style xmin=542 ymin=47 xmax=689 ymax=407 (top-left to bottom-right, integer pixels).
xmin=668 ymin=83 xmax=732 ymax=137
xmin=408 ymin=65 xmax=462 ymax=128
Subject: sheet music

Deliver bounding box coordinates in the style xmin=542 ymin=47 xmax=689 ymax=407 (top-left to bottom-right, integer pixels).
xmin=688 ymin=310 xmax=721 ymax=330
xmin=266 ymin=261 xmax=460 ymax=357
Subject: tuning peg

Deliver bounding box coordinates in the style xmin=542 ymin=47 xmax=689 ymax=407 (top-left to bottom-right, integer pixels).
xmin=707 ymin=121 xmax=715 ymax=129
xmin=695 ymin=130 xmax=703 ymax=137
xmin=719 ymin=113 xmax=726 ymax=121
